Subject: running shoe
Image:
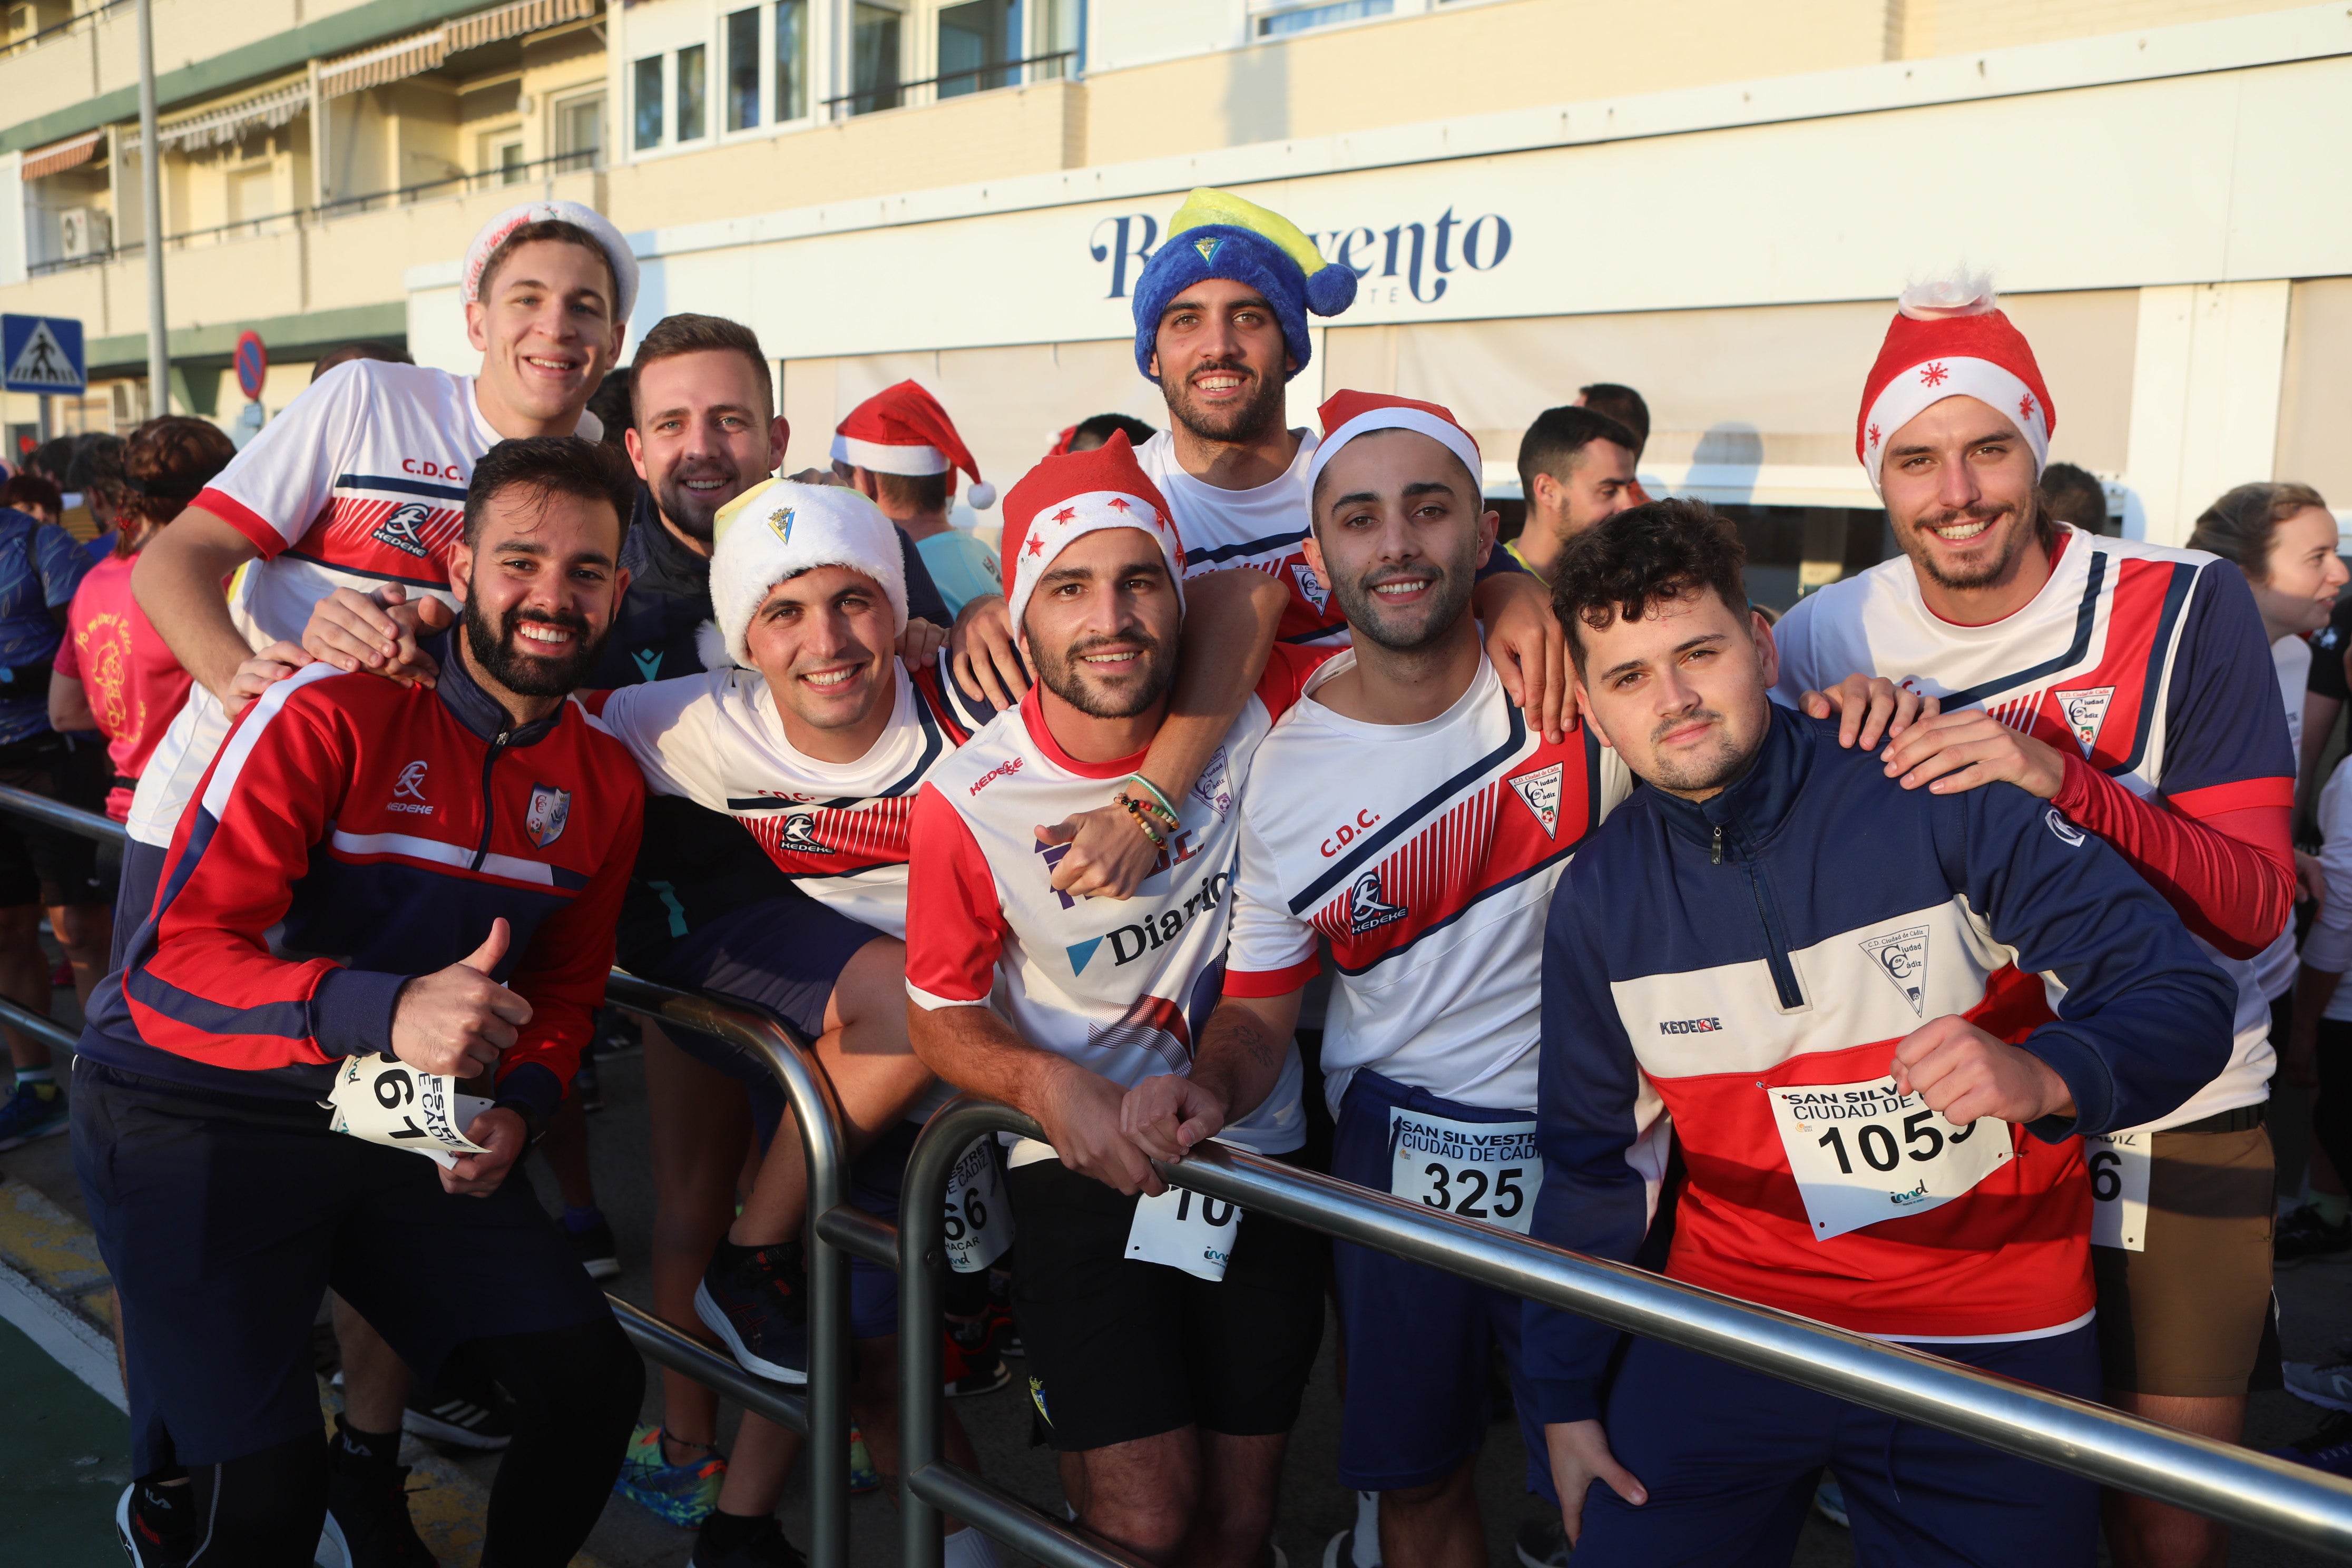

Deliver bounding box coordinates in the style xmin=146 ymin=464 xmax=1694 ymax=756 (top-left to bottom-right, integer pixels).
xmin=2274 ymin=1412 xmax=2352 ymax=1477
xmin=403 ymin=1366 xmax=515 ymax=1451
xmin=943 ymin=1321 xmax=1011 ymax=1398
xmin=575 ymin=1056 xmax=604 ymax=1113
xmin=1512 ymin=1513 xmax=1566 ymax=1568
xmin=0 ymin=1076 xmax=66 ymax=1150
xmin=1813 ymin=1473 xmax=1850 ymax=1527
xmin=2287 ymin=1357 xmax=2352 ymax=1413
xmin=2277 ymin=1204 xmax=2352 ymax=1265
xmin=689 ymin=1514 xmax=808 ymax=1568
xmin=323 ymin=1453 xmax=436 ymax=1567
xmin=697 ymin=1241 xmax=810 ymax=1384
xmin=849 ymin=1423 xmax=881 ymax=1494
xmin=614 ymin=1422 xmax=727 ymax=1528
xmin=570 ymin=1217 xmax=622 ymax=1281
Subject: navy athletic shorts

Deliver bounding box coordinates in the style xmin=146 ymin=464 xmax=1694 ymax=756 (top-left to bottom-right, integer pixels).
xmin=1572 ymin=1323 xmax=2101 ymax=1567
xmin=72 ymin=1060 xmax=610 ymax=1476
xmin=644 ymin=891 xmax=912 ymax=1340
xmin=1331 ymin=1068 xmax=1553 ymax=1501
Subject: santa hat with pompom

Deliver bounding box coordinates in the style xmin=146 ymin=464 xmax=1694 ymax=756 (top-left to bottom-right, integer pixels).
xmin=831 ymin=381 xmax=996 ymax=509
xmin=1130 ymin=187 xmax=1357 ymax=384
xmin=697 ymin=477 xmax=908 ymax=672
xmin=999 ymin=433 xmax=1184 ymax=636
xmin=1856 ymin=274 xmax=2054 ymax=494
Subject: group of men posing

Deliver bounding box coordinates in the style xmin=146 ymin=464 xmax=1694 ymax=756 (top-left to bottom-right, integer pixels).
xmin=70 ymin=184 xmax=2292 ymax=1568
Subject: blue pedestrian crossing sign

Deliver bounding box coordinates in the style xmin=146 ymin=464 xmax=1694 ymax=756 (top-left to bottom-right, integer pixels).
xmin=2 ymin=315 xmax=84 ymax=395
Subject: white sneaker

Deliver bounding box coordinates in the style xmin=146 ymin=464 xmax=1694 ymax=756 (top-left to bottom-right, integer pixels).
xmin=2287 ymin=1359 xmax=2352 ymax=1413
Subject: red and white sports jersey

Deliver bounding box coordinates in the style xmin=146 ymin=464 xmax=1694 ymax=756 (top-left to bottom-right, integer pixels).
xmin=127 ymin=360 xmax=504 ymax=849
xmin=1135 ymin=428 xmax=1346 ymax=648
xmin=905 ymin=646 xmax=1330 ymax=1155
xmin=1226 ymin=652 xmax=1632 ymax=1115
xmin=587 ymin=653 xmax=985 ymax=939
xmin=1772 ymin=524 xmax=2297 ymax=1131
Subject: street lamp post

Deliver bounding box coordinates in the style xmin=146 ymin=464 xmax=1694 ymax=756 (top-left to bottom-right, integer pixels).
xmin=136 ymin=0 xmax=167 ymax=417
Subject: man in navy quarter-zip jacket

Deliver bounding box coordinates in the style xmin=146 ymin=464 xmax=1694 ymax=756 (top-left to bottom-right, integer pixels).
xmin=1525 ymin=499 xmax=2234 ymax=1568
xmin=76 ymin=437 xmax=646 ymax=1568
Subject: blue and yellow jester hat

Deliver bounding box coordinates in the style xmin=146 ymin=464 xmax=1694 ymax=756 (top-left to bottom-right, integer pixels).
xmin=1131 ymin=188 xmax=1358 ymax=383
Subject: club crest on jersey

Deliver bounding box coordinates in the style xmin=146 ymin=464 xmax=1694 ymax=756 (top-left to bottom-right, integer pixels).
xmin=1191 ymin=747 xmax=1232 ymax=819
xmin=524 ymin=783 xmax=571 ymax=849
xmin=1290 ymin=562 xmax=1330 ymax=614
xmin=373 ymin=502 xmax=434 ymax=559
xmin=1348 ymin=871 xmax=1407 ymax=935
xmin=1507 ymin=763 xmax=1564 ymax=839
xmin=779 ymin=812 xmax=832 ymax=855
xmin=2053 ymin=685 xmax=2115 ymax=757
xmin=1859 ymin=926 xmax=1930 ymax=1016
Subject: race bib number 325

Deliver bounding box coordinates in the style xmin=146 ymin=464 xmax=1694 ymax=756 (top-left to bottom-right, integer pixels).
xmin=1388 ymin=1107 xmax=1540 ymax=1235
xmin=1767 ymin=1076 xmax=2010 ymax=1242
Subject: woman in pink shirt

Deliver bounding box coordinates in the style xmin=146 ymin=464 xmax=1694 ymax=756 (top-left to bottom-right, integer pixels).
xmin=51 ymin=417 xmax=233 ymax=821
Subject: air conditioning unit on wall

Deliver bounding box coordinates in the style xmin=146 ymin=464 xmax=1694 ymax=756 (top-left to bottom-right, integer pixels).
xmin=58 ymin=207 xmax=110 ymax=258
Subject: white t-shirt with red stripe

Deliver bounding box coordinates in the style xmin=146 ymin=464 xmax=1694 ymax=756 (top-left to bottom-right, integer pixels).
xmin=586 ymin=654 xmax=984 ymax=940
xmin=905 ymin=646 xmax=1329 ymax=1155
xmin=127 ymin=360 xmax=499 ymax=848
xmin=1136 ymin=429 xmax=1345 ymax=648
xmin=1226 ymin=651 xmax=1633 ymax=1116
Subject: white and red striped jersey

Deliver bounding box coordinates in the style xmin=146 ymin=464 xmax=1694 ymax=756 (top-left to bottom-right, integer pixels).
xmin=586 ymin=653 xmax=986 ymax=939
xmin=1135 ymin=429 xmax=1346 ymax=648
xmin=1226 ymin=651 xmax=1632 ymax=1115
xmin=904 ymin=645 xmax=1330 ymax=1155
xmin=128 ymin=361 xmax=505 ymax=849
xmin=1772 ymin=525 xmax=2296 ymax=1131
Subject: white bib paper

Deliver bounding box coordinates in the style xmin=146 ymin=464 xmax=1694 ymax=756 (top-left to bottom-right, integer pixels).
xmin=1125 ymin=1181 xmax=1241 ymax=1281
xmin=327 ymin=1054 xmax=493 ymax=1171
xmin=1766 ymin=1075 xmax=2010 ymax=1242
xmin=943 ymin=1135 xmax=1014 ymax=1273
xmin=1388 ymin=1107 xmax=1541 ymax=1236
xmin=2084 ymin=1131 xmax=2151 ymax=1251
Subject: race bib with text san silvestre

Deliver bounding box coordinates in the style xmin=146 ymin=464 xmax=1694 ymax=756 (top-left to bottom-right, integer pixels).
xmin=1766 ymin=1075 xmax=2010 ymax=1242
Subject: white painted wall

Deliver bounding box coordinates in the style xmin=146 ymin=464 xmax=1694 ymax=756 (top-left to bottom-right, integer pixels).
xmin=2123 ymin=281 xmax=2294 ymax=546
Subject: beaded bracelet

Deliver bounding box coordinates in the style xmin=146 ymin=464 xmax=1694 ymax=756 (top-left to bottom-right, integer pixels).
xmin=1128 ymin=773 xmax=1182 ymax=828
xmin=1115 ymin=792 xmax=1168 ymax=847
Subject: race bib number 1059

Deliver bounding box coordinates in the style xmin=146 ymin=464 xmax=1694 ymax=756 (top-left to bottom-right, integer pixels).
xmin=1388 ymin=1108 xmax=1541 ymax=1236
xmin=1767 ymin=1076 xmax=2010 ymax=1242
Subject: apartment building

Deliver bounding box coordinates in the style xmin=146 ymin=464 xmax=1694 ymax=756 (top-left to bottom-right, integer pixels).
xmin=0 ymin=0 xmax=2345 ymax=596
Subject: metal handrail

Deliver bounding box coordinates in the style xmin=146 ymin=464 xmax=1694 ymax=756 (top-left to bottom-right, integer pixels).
xmin=0 ymin=786 xmax=856 ymax=1568
xmin=897 ymin=1097 xmax=2352 ymax=1566
xmin=823 ymin=48 xmax=1074 ymax=113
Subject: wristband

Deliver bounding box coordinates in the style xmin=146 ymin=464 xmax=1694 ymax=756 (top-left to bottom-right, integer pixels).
xmin=1129 ymin=774 xmax=1182 ymax=827
xmin=1115 ymin=793 xmax=1167 ymax=848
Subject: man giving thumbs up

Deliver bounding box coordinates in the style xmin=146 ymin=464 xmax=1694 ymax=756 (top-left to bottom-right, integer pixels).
xmin=73 ymin=437 xmax=648 ymax=1567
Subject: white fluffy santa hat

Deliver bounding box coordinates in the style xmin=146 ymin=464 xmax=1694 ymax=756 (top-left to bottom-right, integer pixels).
xmin=700 ymin=478 xmax=907 ymax=672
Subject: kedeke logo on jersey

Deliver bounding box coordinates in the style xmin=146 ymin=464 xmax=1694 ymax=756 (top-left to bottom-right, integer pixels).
xmin=779 ymin=812 xmax=832 ymax=854
xmin=373 ymin=502 xmax=434 ymax=558
xmin=1349 ymin=871 xmax=1407 ymax=935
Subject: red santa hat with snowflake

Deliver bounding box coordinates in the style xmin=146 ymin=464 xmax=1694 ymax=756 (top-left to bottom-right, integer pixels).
xmin=831 ymin=380 xmax=996 ymax=509
xmin=999 ymin=433 xmax=1184 ymax=634
xmin=1856 ymin=275 xmax=2055 ymax=495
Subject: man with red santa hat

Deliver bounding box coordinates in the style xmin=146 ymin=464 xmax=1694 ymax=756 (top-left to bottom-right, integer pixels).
xmin=1772 ymin=275 xmax=2295 ymax=1568
xmin=833 ymin=380 xmax=1005 ymax=616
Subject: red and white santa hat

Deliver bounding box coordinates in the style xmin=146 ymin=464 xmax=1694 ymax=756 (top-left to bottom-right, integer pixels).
xmin=999 ymin=433 xmax=1184 ymax=634
xmin=831 ymin=380 xmax=996 ymax=509
xmin=1307 ymin=389 xmax=1483 ymax=498
xmin=1856 ymin=275 xmax=2055 ymax=494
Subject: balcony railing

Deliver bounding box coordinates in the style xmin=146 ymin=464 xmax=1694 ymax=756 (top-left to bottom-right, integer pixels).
xmin=21 ymin=150 xmax=600 ymax=276
xmin=0 ymin=0 xmax=132 ymax=63
xmin=821 ymin=48 xmax=1074 ymax=116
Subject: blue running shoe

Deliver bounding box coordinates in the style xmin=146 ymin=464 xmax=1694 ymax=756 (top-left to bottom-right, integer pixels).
xmin=2275 ymin=1412 xmax=2352 ymax=1477
xmin=849 ymin=1423 xmax=880 ymax=1494
xmin=695 ymin=1241 xmax=809 ymax=1385
xmin=1813 ymin=1474 xmax=1850 ymax=1528
xmin=0 ymin=1076 xmax=66 ymax=1151
xmin=615 ymin=1422 xmax=727 ymax=1528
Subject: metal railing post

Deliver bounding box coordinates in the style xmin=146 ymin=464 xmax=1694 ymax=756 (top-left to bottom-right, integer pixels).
xmin=603 ymin=973 xmax=853 ymax=1568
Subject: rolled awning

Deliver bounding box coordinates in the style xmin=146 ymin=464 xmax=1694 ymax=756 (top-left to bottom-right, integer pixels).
xmin=122 ymin=82 xmax=311 ymax=155
xmin=20 ymin=130 xmax=101 ymax=180
xmin=318 ymin=0 xmax=600 ymax=96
